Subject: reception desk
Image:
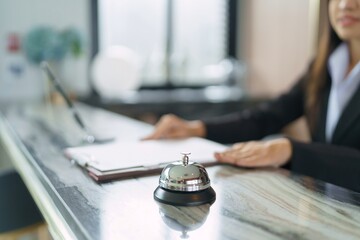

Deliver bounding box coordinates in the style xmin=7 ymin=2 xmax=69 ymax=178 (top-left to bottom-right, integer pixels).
xmin=1 ymin=103 xmax=360 ymax=240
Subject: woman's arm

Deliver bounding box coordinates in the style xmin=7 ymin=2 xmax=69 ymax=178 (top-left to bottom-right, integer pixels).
xmin=214 ymin=137 xmax=360 ymax=192
xmin=204 ymin=77 xmax=307 ymax=143
xmin=289 ymin=139 xmax=360 ymax=192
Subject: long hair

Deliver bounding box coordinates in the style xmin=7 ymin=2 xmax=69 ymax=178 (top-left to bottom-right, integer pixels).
xmin=306 ymin=1 xmax=342 ymax=133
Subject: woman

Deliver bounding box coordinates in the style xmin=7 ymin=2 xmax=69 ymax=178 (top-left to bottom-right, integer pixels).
xmin=144 ymin=0 xmax=360 ymax=191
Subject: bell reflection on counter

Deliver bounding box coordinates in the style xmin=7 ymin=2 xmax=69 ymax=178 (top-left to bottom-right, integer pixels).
xmin=157 ymin=202 xmax=211 ymax=239
xmin=154 ymin=153 xmax=216 ymax=206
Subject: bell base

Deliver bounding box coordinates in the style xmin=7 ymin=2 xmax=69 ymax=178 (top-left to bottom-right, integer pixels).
xmin=154 ymin=186 xmax=216 ymax=206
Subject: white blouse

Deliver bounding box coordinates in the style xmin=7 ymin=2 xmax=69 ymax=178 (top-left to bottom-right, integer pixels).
xmin=326 ymin=43 xmax=360 ymax=142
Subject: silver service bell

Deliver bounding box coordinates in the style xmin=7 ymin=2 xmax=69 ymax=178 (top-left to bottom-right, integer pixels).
xmin=153 ymin=153 xmax=216 ymax=206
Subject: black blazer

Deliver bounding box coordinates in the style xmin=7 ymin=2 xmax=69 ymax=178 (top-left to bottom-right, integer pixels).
xmin=203 ymin=69 xmax=360 ymax=192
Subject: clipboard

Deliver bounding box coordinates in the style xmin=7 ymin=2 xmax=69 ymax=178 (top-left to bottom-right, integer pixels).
xmin=63 ymin=137 xmax=227 ymax=182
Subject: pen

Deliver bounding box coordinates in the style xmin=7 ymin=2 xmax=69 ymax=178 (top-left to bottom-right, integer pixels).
xmin=41 ymin=61 xmax=87 ymax=131
xmin=41 ymin=61 xmax=115 ymax=144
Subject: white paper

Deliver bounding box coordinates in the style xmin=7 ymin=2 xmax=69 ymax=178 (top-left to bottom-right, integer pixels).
xmin=64 ymin=137 xmax=227 ymax=172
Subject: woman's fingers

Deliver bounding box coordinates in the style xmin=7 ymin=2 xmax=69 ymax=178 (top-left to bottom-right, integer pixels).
xmin=215 ymin=147 xmax=256 ymax=165
xmin=215 ymin=139 xmax=292 ymax=168
xmin=142 ymin=114 xmax=187 ymax=140
xmin=142 ymin=124 xmax=171 ymax=140
xmin=143 ymin=114 xmax=206 ymax=140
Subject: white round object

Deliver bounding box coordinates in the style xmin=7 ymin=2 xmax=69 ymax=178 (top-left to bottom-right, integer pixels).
xmin=91 ymin=46 xmax=141 ymax=98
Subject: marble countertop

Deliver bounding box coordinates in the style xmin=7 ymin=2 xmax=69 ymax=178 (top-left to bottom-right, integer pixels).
xmin=1 ymin=103 xmax=360 ymax=240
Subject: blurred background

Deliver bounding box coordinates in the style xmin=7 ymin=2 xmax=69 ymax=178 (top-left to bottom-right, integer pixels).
xmin=0 ymin=0 xmax=323 ymax=121
xmin=0 ymin=1 xmax=324 ymax=238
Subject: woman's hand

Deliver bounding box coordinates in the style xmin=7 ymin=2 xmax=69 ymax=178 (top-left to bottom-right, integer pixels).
xmin=215 ymin=138 xmax=292 ymax=168
xmin=142 ymin=114 xmax=206 ymax=140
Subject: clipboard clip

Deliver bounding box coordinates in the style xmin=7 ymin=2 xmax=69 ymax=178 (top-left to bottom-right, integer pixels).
xmin=70 ymin=153 xmax=98 ymax=168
